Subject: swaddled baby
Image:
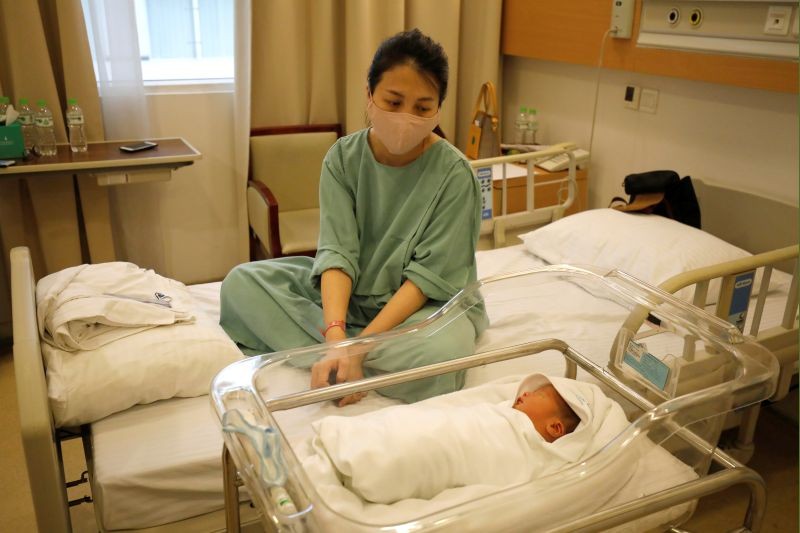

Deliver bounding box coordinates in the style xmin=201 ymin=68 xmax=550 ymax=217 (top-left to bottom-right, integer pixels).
xmin=311 ymin=373 xmax=629 ymax=504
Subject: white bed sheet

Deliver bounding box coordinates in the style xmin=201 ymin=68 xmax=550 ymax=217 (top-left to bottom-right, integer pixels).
xmin=90 ymin=246 xmax=791 ymax=530
xmin=91 ymin=282 xmax=245 ymax=530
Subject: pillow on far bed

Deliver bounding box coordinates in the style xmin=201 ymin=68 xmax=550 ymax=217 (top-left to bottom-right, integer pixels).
xmin=519 ymin=209 xmax=752 ymax=303
xmin=43 ymin=310 xmax=244 ymax=427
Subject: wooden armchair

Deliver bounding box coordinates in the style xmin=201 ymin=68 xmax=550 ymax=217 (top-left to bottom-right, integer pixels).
xmin=247 ymin=124 xmax=342 ymax=259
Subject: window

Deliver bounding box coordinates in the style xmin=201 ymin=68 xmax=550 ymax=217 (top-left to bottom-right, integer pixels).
xmin=134 ymin=0 xmax=234 ymax=83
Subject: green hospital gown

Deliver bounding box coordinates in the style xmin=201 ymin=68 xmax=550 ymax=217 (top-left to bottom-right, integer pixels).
xmin=220 ymin=128 xmax=486 ymax=402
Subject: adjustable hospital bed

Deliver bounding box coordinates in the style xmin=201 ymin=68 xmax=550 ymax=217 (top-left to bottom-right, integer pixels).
xmin=10 ymin=154 xmax=797 ymax=532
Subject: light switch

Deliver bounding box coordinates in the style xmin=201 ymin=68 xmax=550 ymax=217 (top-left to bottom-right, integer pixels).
xmin=639 ymin=88 xmax=659 ymax=114
xmin=624 ymin=85 xmax=640 ymax=110
xmin=764 ymin=5 xmax=792 ymax=36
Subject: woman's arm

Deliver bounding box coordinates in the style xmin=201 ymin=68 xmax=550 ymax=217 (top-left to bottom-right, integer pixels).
xmin=360 ymin=279 xmax=427 ymax=337
xmin=320 ymin=268 xmax=351 ymax=343
xmin=310 ymin=277 xmax=428 ymax=405
xmin=310 ymin=268 xmax=355 ymax=398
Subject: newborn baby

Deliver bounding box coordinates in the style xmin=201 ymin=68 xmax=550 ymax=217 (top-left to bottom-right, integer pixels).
xmin=513 ymin=379 xmax=580 ymax=442
xmin=311 ymin=373 xmax=629 ymax=504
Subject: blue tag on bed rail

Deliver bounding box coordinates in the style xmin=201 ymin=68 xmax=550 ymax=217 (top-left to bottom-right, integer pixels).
xmin=476 ymin=166 xmax=493 ymax=220
xmin=624 ymin=340 xmax=670 ymax=390
xmin=726 ymin=271 xmax=755 ymax=332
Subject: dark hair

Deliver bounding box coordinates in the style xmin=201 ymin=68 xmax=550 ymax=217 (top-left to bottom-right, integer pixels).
xmin=367 ymin=28 xmax=449 ymax=107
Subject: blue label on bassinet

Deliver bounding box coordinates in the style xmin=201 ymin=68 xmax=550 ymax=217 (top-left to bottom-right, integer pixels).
xmin=476 ymin=166 xmax=493 ymax=220
xmin=624 ymin=340 xmax=670 ymax=390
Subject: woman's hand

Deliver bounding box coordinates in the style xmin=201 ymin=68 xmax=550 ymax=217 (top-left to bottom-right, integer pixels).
xmin=310 ymin=339 xmax=367 ymax=407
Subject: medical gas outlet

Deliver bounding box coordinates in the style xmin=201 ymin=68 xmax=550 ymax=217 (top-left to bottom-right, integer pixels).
xmin=611 ymin=0 xmax=635 ymax=38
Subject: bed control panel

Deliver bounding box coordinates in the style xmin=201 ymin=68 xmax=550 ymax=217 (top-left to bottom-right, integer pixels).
xmin=536 ymin=148 xmax=590 ymax=172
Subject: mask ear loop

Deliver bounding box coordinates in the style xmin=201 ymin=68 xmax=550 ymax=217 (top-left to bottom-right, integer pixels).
xmin=365 ymin=91 xmax=374 ymax=128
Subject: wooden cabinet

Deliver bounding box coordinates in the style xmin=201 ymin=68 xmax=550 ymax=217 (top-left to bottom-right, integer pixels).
xmin=502 ymin=0 xmax=797 ymax=94
xmin=492 ymin=167 xmax=588 ymax=216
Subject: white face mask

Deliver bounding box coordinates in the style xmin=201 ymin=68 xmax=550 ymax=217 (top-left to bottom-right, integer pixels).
xmin=367 ymin=97 xmax=440 ymax=155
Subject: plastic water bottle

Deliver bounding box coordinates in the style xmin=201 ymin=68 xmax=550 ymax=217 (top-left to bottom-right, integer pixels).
xmin=17 ymin=98 xmax=37 ymax=153
xmin=514 ymin=106 xmax=528 ymax=145
xmin=35 ymin=99 xmax=57 ymax=156
xmin=0 ymin=96 xmax=8 ymax=125
xmin=525 ymin=108 xmax=539 ymax=145
xmin=66 ymin=98 xmax=88 ymax=153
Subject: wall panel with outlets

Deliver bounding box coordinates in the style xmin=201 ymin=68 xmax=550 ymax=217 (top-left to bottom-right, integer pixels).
xmin=501 ymin=0 xmax=798 ymax=93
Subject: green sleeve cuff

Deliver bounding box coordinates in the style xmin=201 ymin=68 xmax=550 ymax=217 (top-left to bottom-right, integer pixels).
xmin=404 ymin=261 xmax=460 ymax=302
xmin=311 ymin=247 xmax=359 ymax=288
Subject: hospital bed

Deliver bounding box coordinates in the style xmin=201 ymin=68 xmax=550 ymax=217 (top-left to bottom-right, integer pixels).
xmin=211 ymin=264 xmax=779 ymax=532
xmin=10 ymin=164 xmax=797 ymax=531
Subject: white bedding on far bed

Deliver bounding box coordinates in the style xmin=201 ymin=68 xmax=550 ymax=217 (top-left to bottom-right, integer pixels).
xmin=89 ymin=245 xmax=792 ymax=530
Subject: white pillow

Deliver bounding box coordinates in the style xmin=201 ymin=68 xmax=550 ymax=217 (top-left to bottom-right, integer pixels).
xmin=519 ymin=209 xmax=752 ymax=303
xmin=43 ymin=310 xmax=243 ymax=427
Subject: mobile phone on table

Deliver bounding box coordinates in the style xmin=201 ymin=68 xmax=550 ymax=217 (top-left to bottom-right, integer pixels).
xmin=119 ymin=141 xmax=158 ymax=153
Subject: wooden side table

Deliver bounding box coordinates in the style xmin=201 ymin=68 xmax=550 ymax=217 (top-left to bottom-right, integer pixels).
xmin=0 ymin=138 xmax=200 ymax=275
xmin=492 ymin=166 xmax=588 ymax=217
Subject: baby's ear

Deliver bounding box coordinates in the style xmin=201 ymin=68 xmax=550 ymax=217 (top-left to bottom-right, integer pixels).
xmin=547 ymin=420 xmax=565 ymax=441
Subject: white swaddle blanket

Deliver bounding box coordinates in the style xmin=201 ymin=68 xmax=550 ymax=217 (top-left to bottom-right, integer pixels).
xmin=36 ymin=262 xmax=195 ymax=351
xmin=311 ymin=374 xmax=629 ymax=504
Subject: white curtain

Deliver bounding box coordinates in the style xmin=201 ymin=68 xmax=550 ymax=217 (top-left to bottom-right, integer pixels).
xmin=249 ymin=0 xmax=503 ymax=152
xmin=82 ymin=0 xmax=149 ymax=139
xmin=82 ymin=0 xmax=168 ymax=271
xmin=233 ymin=0 xmax=252 ymax=263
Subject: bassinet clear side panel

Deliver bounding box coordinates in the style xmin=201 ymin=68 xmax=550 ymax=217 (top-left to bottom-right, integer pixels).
xmin=603 ymin=270 xmax=778 ymax=477
xmin=210 ymin=265 xmax=778 ymax=533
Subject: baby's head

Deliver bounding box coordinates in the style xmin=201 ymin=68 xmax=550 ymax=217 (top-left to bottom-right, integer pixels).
xmin=513 ymin=383 xmax=580 ymax=443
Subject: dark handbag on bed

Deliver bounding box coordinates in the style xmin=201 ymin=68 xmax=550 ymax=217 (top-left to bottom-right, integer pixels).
xmin=611 ymin=170 xmax=701 ymax=229
xmin=464 ymin=81 xmax=501 ymax=160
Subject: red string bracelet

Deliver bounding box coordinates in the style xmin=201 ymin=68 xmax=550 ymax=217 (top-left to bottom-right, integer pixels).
xmin=321 ymin=320 xmax=346 ymax=336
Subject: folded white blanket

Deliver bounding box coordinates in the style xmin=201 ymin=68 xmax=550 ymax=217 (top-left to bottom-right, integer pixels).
xmin=36 ymin=262 xmax=195 ymax=351
xmin=311 ymin=374 xmax=629 ymax=504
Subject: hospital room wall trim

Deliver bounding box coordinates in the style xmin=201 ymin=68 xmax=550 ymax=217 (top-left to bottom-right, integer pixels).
xmin=502 ymin=0 xmax=798 ymax=94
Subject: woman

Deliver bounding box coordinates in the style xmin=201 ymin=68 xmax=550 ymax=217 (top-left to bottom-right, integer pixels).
xmin=220 ymin=28 xmax=486 ymax=405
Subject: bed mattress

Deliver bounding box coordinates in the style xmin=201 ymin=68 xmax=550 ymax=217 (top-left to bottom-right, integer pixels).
xmin=90 ymin=245 xmax=791 ymax=530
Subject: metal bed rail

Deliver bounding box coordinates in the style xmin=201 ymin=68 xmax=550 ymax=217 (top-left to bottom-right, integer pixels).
xmin=469 ymin=142 xmax=580 ymax=248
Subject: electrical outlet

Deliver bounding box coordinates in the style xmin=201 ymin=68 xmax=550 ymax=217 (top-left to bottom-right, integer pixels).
xmin=611 ymin=0 xmax=635 ymax=39
xmin=624 ymin=85 xmax=641 ymax=110
xmin=764 ymin=5 xmax=792 ymax=36
xmin=639 ymin=88 xmax=659 ymax=114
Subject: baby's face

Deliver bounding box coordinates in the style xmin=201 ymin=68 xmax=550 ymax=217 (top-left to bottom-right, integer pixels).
xmin=513 ymin=384 xmax=560 ymax=439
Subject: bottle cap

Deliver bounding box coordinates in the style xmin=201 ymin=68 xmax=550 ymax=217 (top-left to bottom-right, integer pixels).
xmin=37 ymin=99 xmax=47 ymax=107
xmin=68 ymin=98 xmax=77 ymax=105
xmin=519 ymin=105 xmax=526 ymax=113
xmin=0 ymin=96 xmax=8 ymax=104
xmin=529 ymin=108 xmax=537 ymax=114
xmin=19 ymin=98 xmax=28 ymax=105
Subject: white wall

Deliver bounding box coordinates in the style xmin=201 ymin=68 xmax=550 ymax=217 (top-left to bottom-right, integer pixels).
xmin=110 ymin=90 xmax=242 ymax=284
xmin=502 ymin=56 xmax=799 ymax=210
